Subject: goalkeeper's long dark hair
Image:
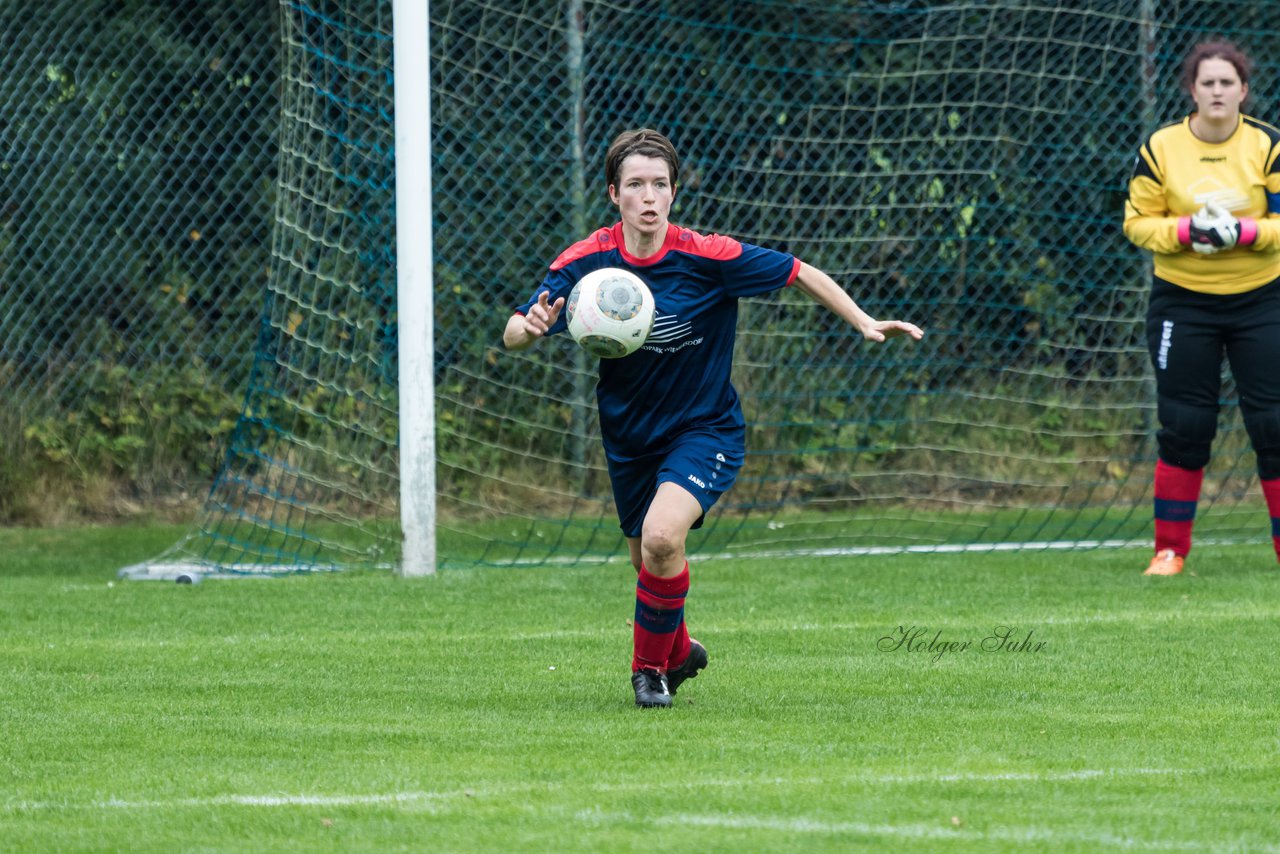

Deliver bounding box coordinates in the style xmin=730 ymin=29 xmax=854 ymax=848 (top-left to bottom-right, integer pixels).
xmin=1180 ymin=40 xmax=1254 ymax=101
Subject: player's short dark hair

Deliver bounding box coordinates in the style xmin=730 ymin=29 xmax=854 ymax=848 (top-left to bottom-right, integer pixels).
xmin=1180 ymin=40 xmax=1253 ymax=93
xmin=604 ymin=129 xmax=679 ymax=191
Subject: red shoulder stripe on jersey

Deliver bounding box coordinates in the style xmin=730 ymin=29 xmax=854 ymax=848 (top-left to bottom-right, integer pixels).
xmin=550 ymin=227 xmax=618 ymax=271
xmin=672 ymin=227 xmax=743 ymax=261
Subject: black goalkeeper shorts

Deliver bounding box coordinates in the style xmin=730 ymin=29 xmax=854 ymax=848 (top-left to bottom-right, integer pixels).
xmin=1146 ymin=273 xmax=1280 ymax=419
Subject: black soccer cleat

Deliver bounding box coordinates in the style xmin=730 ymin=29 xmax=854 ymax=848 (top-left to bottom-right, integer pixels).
xmin=631 ymin=668 xmax=671 ymax=708
xmin=667 ymin=639 xmax=708 ymax=695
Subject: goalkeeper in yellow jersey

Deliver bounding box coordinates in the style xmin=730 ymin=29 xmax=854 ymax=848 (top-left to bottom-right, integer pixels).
xmin=1124 ymin=40 xmax=1280 ymax=576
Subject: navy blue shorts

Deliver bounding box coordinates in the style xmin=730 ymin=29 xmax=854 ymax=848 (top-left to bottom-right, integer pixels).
xmin=607 ymin=430 xmax=745 ymax=538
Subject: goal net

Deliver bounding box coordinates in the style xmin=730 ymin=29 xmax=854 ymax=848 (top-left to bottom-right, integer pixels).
xmin=120 ymin=0 xmax=1277 ymax=576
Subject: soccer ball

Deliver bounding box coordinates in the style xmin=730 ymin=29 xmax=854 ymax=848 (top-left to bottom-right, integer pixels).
xmin=565 ymin=267 xmax=655 ymax=358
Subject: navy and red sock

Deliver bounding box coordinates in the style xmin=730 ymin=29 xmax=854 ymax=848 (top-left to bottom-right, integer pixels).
xmin=667 ymin=613 xmax=692 ymax=672
xmin=1262 ymin=478 xmax=1280 ymax=562
xmin=1153 ymin=459 xmax=1203 ymax=557
xmin=632 ymin=563 xmax=689 ymax=672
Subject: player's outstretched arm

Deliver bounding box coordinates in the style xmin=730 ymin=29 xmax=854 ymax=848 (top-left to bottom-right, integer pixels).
xmin=792 ymin=262 xmax=924 ymax=343
xmin=504 ymin=291 xmax=565 ymax=351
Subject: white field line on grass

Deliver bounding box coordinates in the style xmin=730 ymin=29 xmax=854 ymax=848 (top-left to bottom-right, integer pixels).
xmin=123 ymin=536 xmax=1261 ymax=577
xmin=10 ymin=767 xmax=1274 ymax=851
xmin=715 ymin=538 xmax=1150 ymax=560
xmin=0 ymin=765 xmax=1234 ymax=813
xmin=523 ymin=536 xmax=1262 ymax=566
xmin=593 ymin=811 xmax=1268 ymax=852
xmin=487 ymin=538 xmax=1154 ymax=568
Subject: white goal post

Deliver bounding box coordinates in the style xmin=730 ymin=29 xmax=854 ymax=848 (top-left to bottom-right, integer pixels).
xmin=394 ymin=0 xmax=437 ymax=577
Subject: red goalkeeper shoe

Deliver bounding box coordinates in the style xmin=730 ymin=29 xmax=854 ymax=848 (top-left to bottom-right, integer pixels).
xmin=1143 ymin=549 xmax=1184 ymax=576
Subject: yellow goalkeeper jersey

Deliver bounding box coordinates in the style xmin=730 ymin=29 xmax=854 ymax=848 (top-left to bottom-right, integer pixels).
xmin=1124 ymin=114 xmax=1280 ymax=294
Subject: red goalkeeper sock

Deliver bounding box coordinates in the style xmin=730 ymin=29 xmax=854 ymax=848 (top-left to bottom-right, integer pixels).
xmin=632 ymin=564 xmax=688 ymax=672
xmin=1153 ymin=459 xmax=1204 ymax=557
xmin=1261 ymin=478 xmax=1280 ymax=562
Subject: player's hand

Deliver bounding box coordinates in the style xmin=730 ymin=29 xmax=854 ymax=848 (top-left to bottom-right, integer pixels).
xmin=861 ymin=319 xmax=924 ymax=343
xmin=1189 ymin=202 xmax=1239 ymax=252
xmin=1199 ymin=201 xmax=1259 ymax=249
xmin=1184 ymin=201 xmax=1254 ymax=253
xmin=522 ymin=291 xmax=565 ymax=338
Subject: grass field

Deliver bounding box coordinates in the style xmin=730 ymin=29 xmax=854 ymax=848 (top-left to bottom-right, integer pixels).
xmin=3 ymin=524 xmax=1279 ymax=852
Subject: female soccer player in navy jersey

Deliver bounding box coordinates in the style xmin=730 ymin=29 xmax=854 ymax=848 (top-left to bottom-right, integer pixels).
xmin=1124 ymin=41 xmax=1280 ymax=576
xmin=504 ymin=128 xmax=923 ymax=707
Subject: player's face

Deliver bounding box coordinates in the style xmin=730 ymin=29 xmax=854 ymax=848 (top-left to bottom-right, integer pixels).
xmin=1191 ymin=58 xmax=1246 ymax=123
xmin=609 ymin=155 xmax=674 ymax=240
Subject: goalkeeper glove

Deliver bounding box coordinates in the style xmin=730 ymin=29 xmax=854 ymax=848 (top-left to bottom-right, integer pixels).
xmin=1179 ymin=201 xmax=1258 ymax=253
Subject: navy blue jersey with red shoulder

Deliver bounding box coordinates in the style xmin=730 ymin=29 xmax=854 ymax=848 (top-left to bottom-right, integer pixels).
xmin=515 ymin=222 xmax=800 ymax=459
